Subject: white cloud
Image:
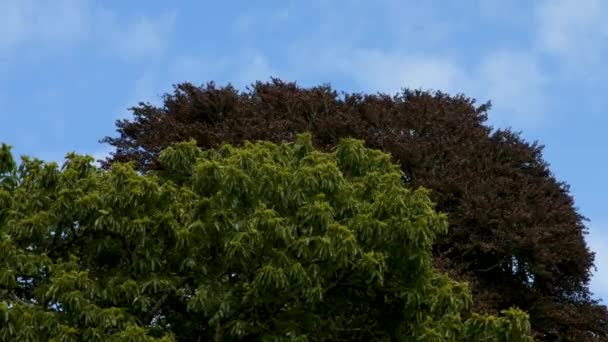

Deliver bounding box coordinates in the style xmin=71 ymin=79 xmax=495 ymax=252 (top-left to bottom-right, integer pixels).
xmin=116 ymin=71 xmax=171 ymax=120
xmin=132 ymin=73 xmax=164 ymax=105
xmin=0 ymin=0 xmax=89 ymax=51
xmin=334 ymin=48 xmax=546 ymax=128
xmin=168 ymin=51 xmax=277 ymax=90
xmin=169 ymin=55 xmax=228 ymax=85
xmin=0 ymin=0 xmax=176 ymax=60
xmin=587 ymin=224 xmax=608 ymax=303
xmin=536 ymin=0 xmax=608 ymax=69
xmin=96 ymin=10 xmax=177 ymax=60
xmin=343 ymin=50 xmax=466 ymax=94
xmin=234 ymin=53 xmax=276 ymax=88
xmin=471 ymin=51 xmax=547 ymax=126
xmin=233 ymin=3 xmax=292 ymax=35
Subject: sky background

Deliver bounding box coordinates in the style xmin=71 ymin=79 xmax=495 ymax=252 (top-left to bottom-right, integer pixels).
xmin=1 ymin=0 xmax=607 ymax=302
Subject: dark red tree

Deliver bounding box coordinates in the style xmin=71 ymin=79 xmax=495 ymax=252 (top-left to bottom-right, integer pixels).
xmin=101 ymin=79 xmax=608 ymax=340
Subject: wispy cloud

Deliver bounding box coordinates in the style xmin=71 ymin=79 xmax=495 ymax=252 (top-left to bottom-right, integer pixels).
xmin=96 ymin=9 xmax=177 ymax=60
xmin=168 ymin=50 xmax=277 ymax=90
xmin=233 ymin=6 xmax=291 ymax=35
xmin=341 ymin=50 xmax=466 ymax=94
xmin=170 ymin=55 xmax=226 ymax=84
xmin=0 ymin=0 xmax=176 ymax=60
xmin=111 ymin=73 xmax=156 ymax=121
xmin=113 ymin=71 xmax=169 ymax=121
xmin=471 ymin=51 xmax=546 ymax=126
xmin=322 ymin=47 xmax=546 ymax=128
xmin=536 ymin=0 xmax=608 ymax=71
xmin=233 ymin=53 xmax=277 ymax=88
xmin=0 ymin=0 xmax=88 ymax=52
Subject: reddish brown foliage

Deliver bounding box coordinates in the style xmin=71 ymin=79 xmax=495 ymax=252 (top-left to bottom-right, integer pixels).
xmin=102 ymin=79 xmax=608 ymax=340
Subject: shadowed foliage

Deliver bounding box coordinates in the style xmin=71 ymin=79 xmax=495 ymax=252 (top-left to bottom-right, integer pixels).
xmin=0 ymin=138 xmax=532 ymax=341
xmin=101 ymin=79 xmax=608 ymax=340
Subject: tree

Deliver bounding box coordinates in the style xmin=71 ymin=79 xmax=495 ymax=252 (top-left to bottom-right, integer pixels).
xmin=0 ymin=138 xmax=532 ymax=341
xmin=101 ymin=79 xmax=608 ymax=340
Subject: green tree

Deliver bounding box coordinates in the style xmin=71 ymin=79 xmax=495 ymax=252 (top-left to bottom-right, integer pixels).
xmin=0 ymin=137 xmax=531 ymax=341
xmin=101 ymin=79 xmax=607 ymax=340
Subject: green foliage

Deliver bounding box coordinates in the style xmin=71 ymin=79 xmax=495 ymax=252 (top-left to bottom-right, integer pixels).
xmin=0 ymin=136 xmax=532 ymax=340
xmin=102 ymin=80 xmax=608 ymax=340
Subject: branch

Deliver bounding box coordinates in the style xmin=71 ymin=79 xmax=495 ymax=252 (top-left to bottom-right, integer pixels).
xmin=476 ymin=256 xmax=508 ymax=273
xmin=9 ymin=292 xmax=31 ymax=306
xmin=143 ymin=277 xmax=191 ymax=325
xmin=48 ymin=222 xmax=85 ymax=257
xmin=477 ymin=263 xmax=500 ymax=273
xmin=143 ymin=292 xmax=170 ymax=325
xmin=214 ymin=323 xmax=224 ymax=342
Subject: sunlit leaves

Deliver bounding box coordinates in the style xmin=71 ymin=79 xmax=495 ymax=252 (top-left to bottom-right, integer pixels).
xmin=157 ymin=139 xmax=202 ymax=182
xmin=464 ymin=308 xmax=532 ymax=342
xmin=0 ymin=136 xmax=532 ymax=341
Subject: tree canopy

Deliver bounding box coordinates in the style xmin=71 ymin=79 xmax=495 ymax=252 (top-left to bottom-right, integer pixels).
xmin=101 ymin=79 xmax=608 ymax=340
xmin=0 ymin=137 xmax=532 ymax=341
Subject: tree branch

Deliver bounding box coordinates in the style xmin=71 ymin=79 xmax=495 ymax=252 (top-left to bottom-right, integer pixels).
xmin=143 ymin=277 xmax=191 ymax=325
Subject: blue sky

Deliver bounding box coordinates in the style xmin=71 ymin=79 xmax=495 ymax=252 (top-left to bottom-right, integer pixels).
xmin=1 ymin=0 xmax=607 ymax=302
